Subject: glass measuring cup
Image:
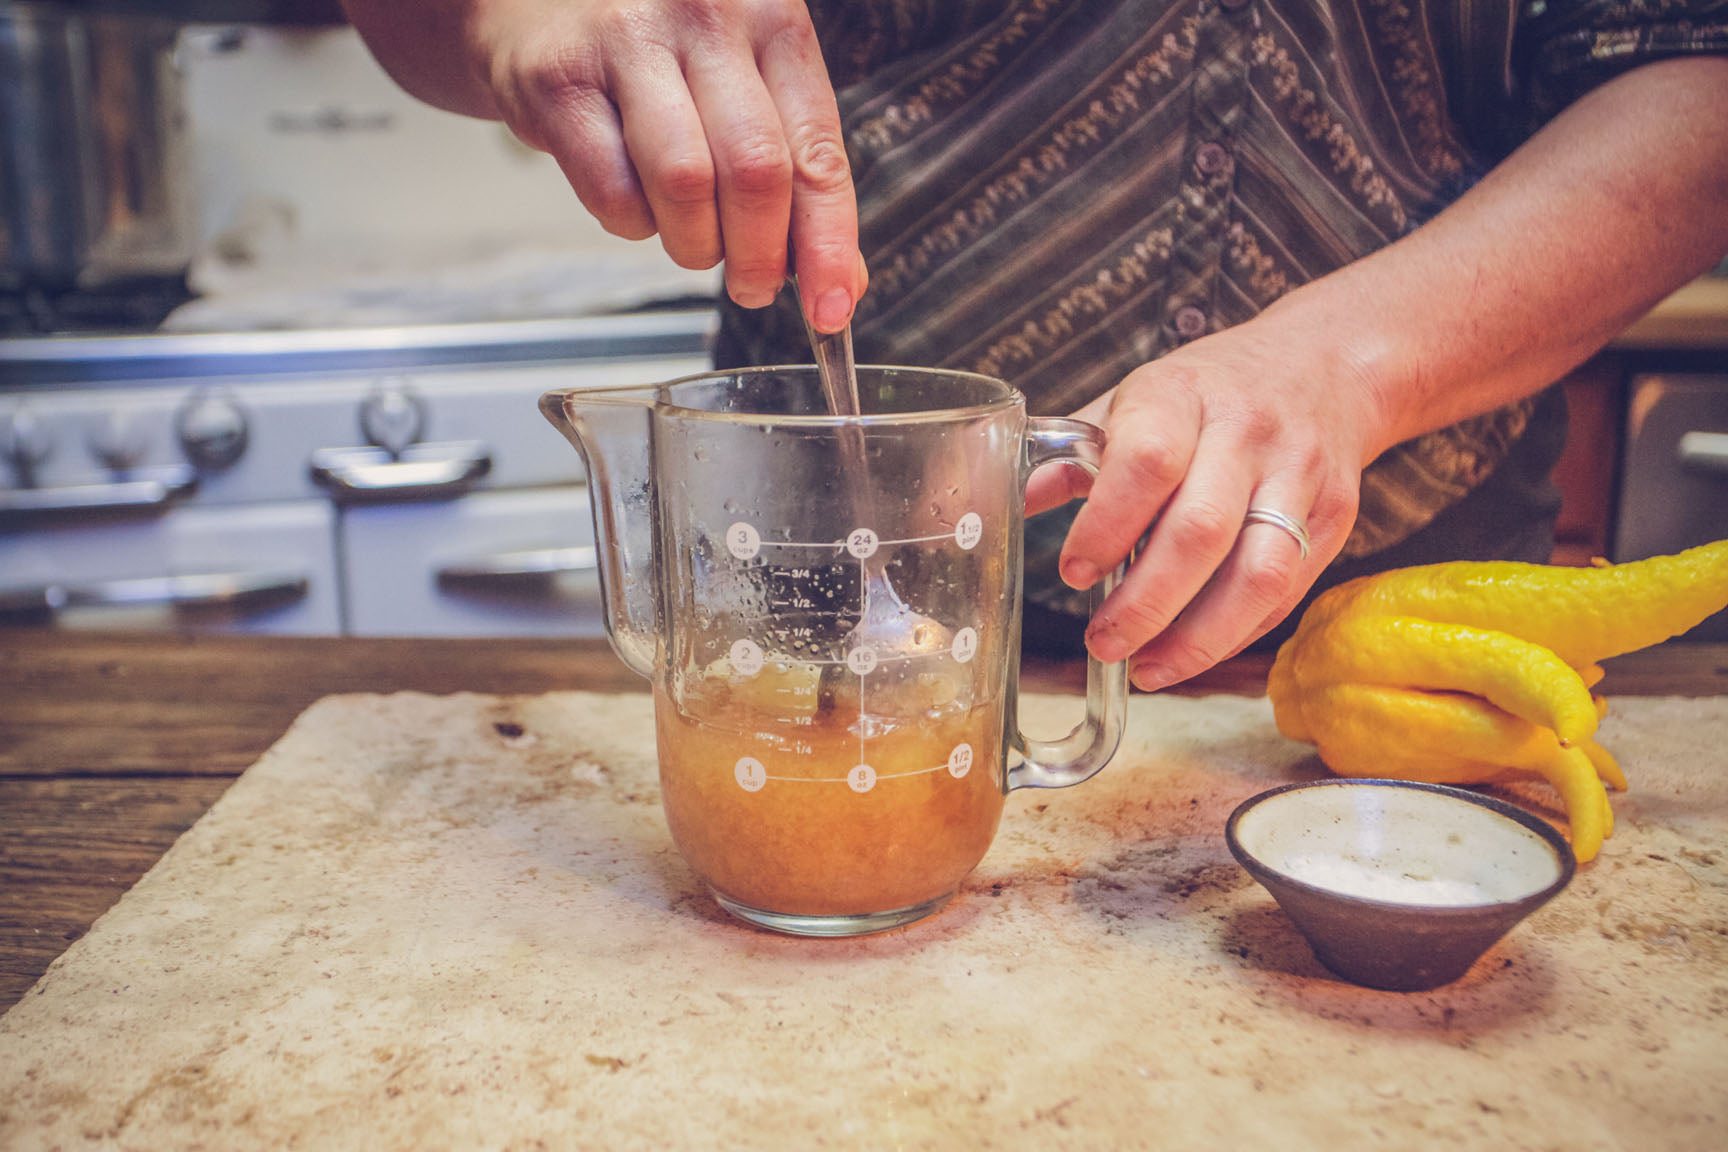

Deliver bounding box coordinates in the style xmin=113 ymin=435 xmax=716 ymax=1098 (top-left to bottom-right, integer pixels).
xmin=541 ymin=366 xmax=1126 ymax=936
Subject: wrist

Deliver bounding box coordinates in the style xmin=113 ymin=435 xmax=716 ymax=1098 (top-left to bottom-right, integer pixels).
xmin=1255 ymin=273 xmax=1409 ymax=466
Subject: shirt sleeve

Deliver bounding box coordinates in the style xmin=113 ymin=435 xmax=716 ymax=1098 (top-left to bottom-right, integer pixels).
xmin=1516 ymin=0 xmax=1728 ymax=117
xmin=804 ymin=0 xmax=1013 ymax=86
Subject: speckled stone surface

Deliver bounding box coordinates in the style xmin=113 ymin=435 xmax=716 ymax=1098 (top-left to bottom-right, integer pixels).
xmin=2 ymin=691 xmax=1725 ymax=1150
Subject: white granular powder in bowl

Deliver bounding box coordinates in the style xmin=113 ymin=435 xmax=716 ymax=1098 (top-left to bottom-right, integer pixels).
xmin=1234 ymin=785 xmax=1564 ymax=907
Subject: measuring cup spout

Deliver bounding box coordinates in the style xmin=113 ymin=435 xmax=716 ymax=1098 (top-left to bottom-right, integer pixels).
xmin=539 ymin=387 xmax=661 ymax=678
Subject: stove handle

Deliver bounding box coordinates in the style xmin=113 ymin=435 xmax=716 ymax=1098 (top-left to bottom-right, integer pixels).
xmin=0 ymin=466 xmax=196 ymax=529
xmin=310 ymin=442 xmax=491 ymax=503
xmin=1678 ymin=431 xmax=1728 ymax=476
xmin=435 ymin=546 xmax=599 ymax=594
xmin=0 ymin=571 xmax=310 ymax=621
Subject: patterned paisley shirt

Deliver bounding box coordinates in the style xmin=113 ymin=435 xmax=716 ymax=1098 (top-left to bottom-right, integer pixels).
xmin=715 ymin=0 xmax=1726 ymax=579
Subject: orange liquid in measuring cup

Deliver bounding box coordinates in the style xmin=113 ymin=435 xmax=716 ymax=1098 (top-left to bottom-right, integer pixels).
xmin=654 ymin=681 xmax=1005 ymax=918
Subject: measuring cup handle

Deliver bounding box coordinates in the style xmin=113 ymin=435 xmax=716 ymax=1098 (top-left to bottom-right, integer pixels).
xmin=1009 ymin=418 xmax=1128 ymax=791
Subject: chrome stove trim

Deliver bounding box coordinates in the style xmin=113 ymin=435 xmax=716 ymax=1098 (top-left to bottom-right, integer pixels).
xmin=0 ymin=310 xmax=717 ymax=386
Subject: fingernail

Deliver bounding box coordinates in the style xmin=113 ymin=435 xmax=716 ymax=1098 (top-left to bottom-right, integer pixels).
xmin=735 ymin=288 xmax=778 ymax=310
xmin=1130 ymin=661 xmax=1173 ymax=691
xmin=1061 ymin=558 xmax=1100 ymax=590
xmin=814 ymin=288 xmax=852 ymax=332
xmin=1085 ymin=621 xmax=1129 ymax=664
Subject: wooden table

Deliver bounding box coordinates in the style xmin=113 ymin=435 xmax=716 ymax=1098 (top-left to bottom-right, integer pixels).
xmin=3 ymin=629 xmax=1725 ymax=1012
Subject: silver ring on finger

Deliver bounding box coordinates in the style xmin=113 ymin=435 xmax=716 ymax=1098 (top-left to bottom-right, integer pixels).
xmin=1243 ymin=506 xmax=1311 ymax=559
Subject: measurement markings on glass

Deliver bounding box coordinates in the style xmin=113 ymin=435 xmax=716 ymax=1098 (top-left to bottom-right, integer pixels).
xmin=719 ymin=515 xmax=983 ymax=793
xmin=732 ymin=742 xmax=974 ymax=794
xmin=722 ymin=517 xmax=983 ymax=667
xmin=724 ymin=515 xmax=982 ymax=564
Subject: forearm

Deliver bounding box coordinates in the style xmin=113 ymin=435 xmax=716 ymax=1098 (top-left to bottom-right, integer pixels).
xmin=340 ymin=0 xmax=501 ymax=119
xmin=1273 ymin=55 xmax=1728 ymax=463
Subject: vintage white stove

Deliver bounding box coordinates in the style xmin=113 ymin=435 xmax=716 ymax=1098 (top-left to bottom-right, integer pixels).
xmin=0 ymin=20 xmax=724 ymax=636
xmin=0 ymin=313 xmax=712 ymax=635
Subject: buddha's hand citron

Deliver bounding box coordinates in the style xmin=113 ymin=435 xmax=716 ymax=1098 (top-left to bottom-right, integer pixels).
xmin=1266 ymin=539 xmax=1728 ymax=862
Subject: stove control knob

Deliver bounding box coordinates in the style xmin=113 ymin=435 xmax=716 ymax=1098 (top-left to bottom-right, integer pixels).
xmin=176 ymin=388 xmax=249 ymax=471
xmin=1 ymin=403 xmax=55 ymax=480
xmin=360 ymin=378 xmax=425 ymax=458
xmin=89 ymin=411 xmax=151 ymax=473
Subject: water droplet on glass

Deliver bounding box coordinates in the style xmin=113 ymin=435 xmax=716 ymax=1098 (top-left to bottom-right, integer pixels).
xmin=853 ymin=713 xmax=898 ymax=739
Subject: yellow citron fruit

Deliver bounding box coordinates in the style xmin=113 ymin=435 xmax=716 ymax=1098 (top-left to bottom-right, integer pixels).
xmin=1269 ymin=538 xmax=1728 ymax=862
xmin=1306 ymin=539 xmax=1728 ymax=669
xmin=1291 ymin=613 xmax=1600 ymax=744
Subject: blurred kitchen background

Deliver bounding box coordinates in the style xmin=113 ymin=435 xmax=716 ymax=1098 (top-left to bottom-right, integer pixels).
xmin=2 ymin=1 xmax=1724 ymax=638
xmin=1 ymin=0 xmax=719 ymax=637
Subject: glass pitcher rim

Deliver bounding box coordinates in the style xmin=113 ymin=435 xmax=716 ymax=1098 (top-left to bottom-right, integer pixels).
xmin=543 ymin=363 xmax=1025 ymax=426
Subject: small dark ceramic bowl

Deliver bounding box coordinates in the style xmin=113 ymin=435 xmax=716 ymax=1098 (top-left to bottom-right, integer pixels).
xmin=1225 ymin=779 xmax=1575 ymax=991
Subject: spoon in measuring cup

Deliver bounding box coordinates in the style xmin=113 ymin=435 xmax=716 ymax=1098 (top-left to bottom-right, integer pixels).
xmin=792 ymin=279 xmax=955 ymax=713
xmin=805 ymin=306 xmax=861 ymax=417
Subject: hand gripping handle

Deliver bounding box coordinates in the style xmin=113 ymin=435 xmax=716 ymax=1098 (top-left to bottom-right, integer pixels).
xmin=1009 ymin=418 xmax=1128 ymax=790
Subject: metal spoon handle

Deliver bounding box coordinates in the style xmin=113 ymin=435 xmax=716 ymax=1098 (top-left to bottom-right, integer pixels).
xmin=810 ymin=324 xmax=859 ymax=416
xmin=791 ymin=275 xmax=861 ymax=417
